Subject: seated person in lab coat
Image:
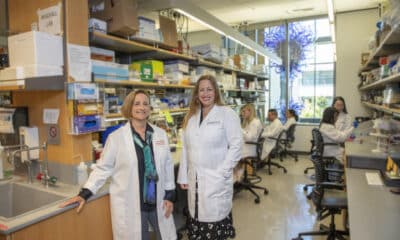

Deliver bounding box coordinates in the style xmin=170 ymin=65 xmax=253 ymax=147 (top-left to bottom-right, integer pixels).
xmin=319 ymin=107 xmax=354 ymax=163
xmin=60 ymin=90 xmax=177 ymax=240
xmin=261 ymin=109 xmax=283 ymax=160
xmin=283 ymin=109 xmax=298 ymax=131
xmin=234 ymin=103 xmax=263 ymax=181
xmin=332 ymin=96 xmax=352 ymax=132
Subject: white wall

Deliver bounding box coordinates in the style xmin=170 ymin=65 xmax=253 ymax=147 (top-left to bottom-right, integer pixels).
xmin=336 ymin=9 xmax=379 ymax=118
xmin=292 ymin=125 xmax=314 ymax=152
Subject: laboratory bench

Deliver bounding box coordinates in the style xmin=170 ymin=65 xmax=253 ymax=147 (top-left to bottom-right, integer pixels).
xmin=0 ymin=148 xmax=184 ymax=239
xmin=346 ymin=168 xmax=400 ymax=240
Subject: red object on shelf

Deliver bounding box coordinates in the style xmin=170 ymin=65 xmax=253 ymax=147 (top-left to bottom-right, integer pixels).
xmin=36 ymin=173 xmax=43 ymax=180
xmin=379 ymin=56 xmax=388 ymax=65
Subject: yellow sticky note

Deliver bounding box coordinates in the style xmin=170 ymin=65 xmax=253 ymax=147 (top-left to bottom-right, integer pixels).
xmin=162 ymin=110 xmax=174 ymax=124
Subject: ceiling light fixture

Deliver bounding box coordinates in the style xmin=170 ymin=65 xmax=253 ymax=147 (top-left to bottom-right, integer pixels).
xmin=327 ymin=0 xmax=335 ymax=23
xmin=139 ymin=0 xmax=282 ymax=64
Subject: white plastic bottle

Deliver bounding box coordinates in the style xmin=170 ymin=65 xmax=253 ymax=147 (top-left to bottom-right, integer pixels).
xmin=77 ymin=161 xmax=88 ymax=186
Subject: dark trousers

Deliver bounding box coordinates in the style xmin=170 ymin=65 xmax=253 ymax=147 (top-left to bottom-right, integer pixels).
xmin=141 ymin=210 xmax=162 ymax=240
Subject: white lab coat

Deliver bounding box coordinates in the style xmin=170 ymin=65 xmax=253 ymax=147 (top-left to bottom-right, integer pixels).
xmin=242 ymin=118 xmax=263 ymax=158
xmin=177 ymin=105 xmax=242 ymax=222
xmin=320 ymin=123 xmax=354 ymax=162
xmin=335 ymin=112 xmax=352 ymax=132
xmin=283 ymin=117 xmax=297 ymax=131
xmin=84 ymin=123 xmax=177 ymax=240
xmin=261 ymin=118 xmax=283 ymax=159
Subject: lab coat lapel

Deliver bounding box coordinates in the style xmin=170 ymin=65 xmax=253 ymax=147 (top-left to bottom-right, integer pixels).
xmin=151 ymin=125 xmax=162 ymax=174
xmin=122 ymin=122 xmax=138 ymax=164
xmin=200 ymin=105 xmax=218 ymax=128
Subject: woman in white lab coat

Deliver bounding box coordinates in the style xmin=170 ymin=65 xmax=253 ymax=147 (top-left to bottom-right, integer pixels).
xmin=60 ymin=90 xmax=177 ymax=240
xmin=178 ymin=75 xmax=242 ymax=240
xmin=320 ymin=107 xmax=354 ymax=163
xmin=261 ymin=109 xmax=283 ymax=160
xmin=233 ymin=103 xmax=263 ymax=182
xmin=283 ymin=109 xmax=298 ymax=131
xmin=241 ymin=103 xmax=263 ymax=158
xmin=332 ymin=96 xmax=352 ymax=132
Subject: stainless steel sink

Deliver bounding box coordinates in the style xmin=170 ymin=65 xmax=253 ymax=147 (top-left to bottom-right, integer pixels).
xmin=0 ymin=182 xmax=66 ymax=220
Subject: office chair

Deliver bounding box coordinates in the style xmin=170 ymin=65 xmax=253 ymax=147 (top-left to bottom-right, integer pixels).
xmin=264 ymin=131 xmax=288 ymax=175
xmin=235 ymin=130 xmax=269 ymax=204
xmin=303 ymin=129 xmax=343 ymax=196
xmin=293 ymin=148 xmax=349 ymax=240
xmin=280 ymin=124 xmax=298 ymax=162
xmin=303 ymin=139 xmax=315 ymax=174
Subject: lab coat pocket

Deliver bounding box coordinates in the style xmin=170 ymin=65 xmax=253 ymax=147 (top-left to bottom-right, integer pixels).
xmin=205 ymin=121 xmax=224 ymax=145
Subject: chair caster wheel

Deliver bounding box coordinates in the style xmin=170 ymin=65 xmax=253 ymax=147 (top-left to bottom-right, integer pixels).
xmin=254 ymin=198 xmax=260 ymax=204
xmin=268 ymin=171 xmax=272 ymax=175
xmin=264 ymin=189 xmax=269 ymax=195
xmin=283 ymin=169 xmax=287 ymax=174
xmin=295 ymin=157 xmax=298 ymax=162
xmin=303 ymin=186 xmax=308 ymax=191
xmin=304 ymin=169 xmax=308 ymax=174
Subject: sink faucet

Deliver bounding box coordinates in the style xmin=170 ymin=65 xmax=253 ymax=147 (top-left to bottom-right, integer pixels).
xmin=10 ymin=142 xmax=50 ymax=187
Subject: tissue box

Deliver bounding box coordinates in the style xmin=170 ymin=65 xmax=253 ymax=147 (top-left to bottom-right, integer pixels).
xmin=164 ymin=60 xmax=189 ymax=73
xmin=192 ymin=44 xmax=222 ymax=63
xmin=132 ymin=16 xmax=158 ymax=41
xmin=88 ymin=18 xmax=107 ymax=33
xmin=8 ymin=31 xmax=63 ymax=67
xmin=68 ymin=83 xmax=99 ymax=100
xmin=0 ymin=65 xmax=63 ymax=80
xmin=130 ymin=60 xmax=164 ymax=82
xmin=92 ymin=60 xmax=129 ymax=81
xmin=195 ymin=66 xmax=216 ymax=77
xmin=90 ymin=47 xmax=115 ymax=62
xmin=72 ymin=115 xmax=101 ymax=134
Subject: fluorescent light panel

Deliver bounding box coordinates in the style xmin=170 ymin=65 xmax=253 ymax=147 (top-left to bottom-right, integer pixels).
xmin=330 ymin=23 xmax=336 ymax=43
xmin=174 ymin=9 xmax=226 ymax=36
xmin=139 ymin=0 xmax=282 ymax=64
xmin=327 ymin=0 xmax=335 ymax=23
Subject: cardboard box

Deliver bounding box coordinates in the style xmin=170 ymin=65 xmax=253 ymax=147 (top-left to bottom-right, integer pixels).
xmin=0 ymin=65 xmax=63 ymax=80
xmin=159 ymin=16 xmax=178 ymax=48
xmin=132 ymin=16 xmax=158 ymax=41
xmin=164 ymin=60 xmax=189 ymax=73
xmin=90 ymin=46 xmax=115 ymax=62
xmin=89 ymin=0 xmax=139 ymax=37
xmin=92 ymin=60 xmax=129 ymax=81
xmin=88 ymin=18 xmax=107 ymax=34
xmin=8 ymin=31 xmax=63 ymax=67
xmin=130 ymin=60 xmax=164 ymax=82
xmin=192 ymin=43 xmax=222 ymax=63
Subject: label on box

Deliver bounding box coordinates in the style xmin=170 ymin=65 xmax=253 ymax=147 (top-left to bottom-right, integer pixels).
xmin=37 ymin=3 xmax=62 ymax=35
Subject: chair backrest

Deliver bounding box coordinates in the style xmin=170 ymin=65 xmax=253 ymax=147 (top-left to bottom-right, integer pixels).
xmin=255 ymin=129 xmax=265 ymax=160
xmin=311 ymin=128 xmax=324 ymax=157
xmin=286 ymin=124 xmax=297 ymax=143
xmin=309 ymin=153 xmax=326 ymax=211
xmin=270 ymin=130 xmax=285 ymax=154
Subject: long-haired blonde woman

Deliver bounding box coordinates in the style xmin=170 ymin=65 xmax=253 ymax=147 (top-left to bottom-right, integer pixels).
xmin=177 ymin=75 xmax=242 ymax=239
xmin=240 ymin=103 xmax=263 ymax=158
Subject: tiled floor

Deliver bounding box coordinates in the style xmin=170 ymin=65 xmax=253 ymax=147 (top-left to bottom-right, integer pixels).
xmin=177 ymin=154 xmax=347 ymax=240
xmin=232 ymin=155 xmax=346 ymax=240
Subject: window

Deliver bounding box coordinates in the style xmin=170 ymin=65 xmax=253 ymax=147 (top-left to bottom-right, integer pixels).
xmin=264 ymin=18 xmax=335 ymax=123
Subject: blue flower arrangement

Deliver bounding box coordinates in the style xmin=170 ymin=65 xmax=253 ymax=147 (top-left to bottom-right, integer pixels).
xmin=265 ymin=22 xmax=313 ymax=122
xmin=264 ymin=22 xmax=314 ymax=80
